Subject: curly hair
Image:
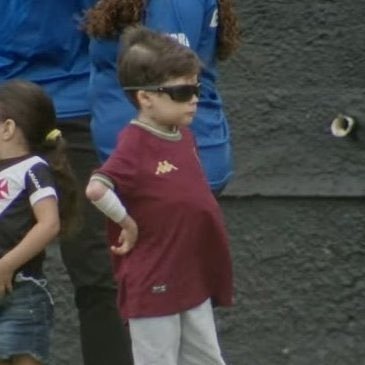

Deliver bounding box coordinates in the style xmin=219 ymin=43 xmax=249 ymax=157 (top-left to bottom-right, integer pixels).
xmin=84 ymin=0 xmax=144 ymax=38
xmin=84 ymin=0 xmax=240 ymax=61
xmin=217 ymin=0 xmax=241 ymax=60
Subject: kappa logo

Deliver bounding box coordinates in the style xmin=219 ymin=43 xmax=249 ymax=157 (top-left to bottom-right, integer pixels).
xmin=155 ymin=160 xmax=178 ymax=175
xmin=0 ymin=178 xmax=9 ymax=199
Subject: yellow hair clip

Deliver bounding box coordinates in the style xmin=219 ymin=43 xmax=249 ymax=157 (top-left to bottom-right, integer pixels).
xmin=45 ymin=129 xmax=62 ymax=142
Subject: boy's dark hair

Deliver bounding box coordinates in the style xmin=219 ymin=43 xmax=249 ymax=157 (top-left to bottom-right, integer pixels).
xmin=0 ymin=80 xmax=81 ymax=237
xmin=117 ymin=26 xmax=202 ymax=105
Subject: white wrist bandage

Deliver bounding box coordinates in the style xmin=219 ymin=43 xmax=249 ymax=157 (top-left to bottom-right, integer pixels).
xmin=92 ymin=189 xmax=127 ymax=223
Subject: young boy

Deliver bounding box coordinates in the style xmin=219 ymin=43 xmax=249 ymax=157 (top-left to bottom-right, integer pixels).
xmin=85 ymin=26 xmax=233 ymax=365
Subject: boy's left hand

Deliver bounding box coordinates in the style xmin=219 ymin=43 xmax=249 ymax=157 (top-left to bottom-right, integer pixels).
xmin=111 ymin=215 xmax=138 ymax=255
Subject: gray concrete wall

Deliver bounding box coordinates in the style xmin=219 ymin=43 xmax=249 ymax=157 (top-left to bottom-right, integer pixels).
xmin=222 ymin=0 xmax=365 ymax=196
xmin=46 ymin=0 xmax=365 ymax=364
xmin=216 ymin=0 xmax=365 ymax=363
xmin=218 ymin=197 xmax=365 ymax=365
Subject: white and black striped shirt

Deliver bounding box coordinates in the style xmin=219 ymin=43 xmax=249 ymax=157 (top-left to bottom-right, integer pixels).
xmin=0 ymin=155 xmax=57 ymax=276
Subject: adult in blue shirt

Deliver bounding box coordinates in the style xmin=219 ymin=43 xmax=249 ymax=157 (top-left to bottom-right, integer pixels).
xmin=85 ymin=0 xmax=240 ymax=194
xmin=0 ymin=1 xmax=133 ymax=365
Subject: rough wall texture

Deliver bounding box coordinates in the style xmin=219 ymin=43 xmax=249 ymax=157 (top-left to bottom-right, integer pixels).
xmin=46 ymin=0 xmax=365 ymax=364
xmin=218 ymin=197 xmax=365 ymax=365
xmin=221 ymin=0 xmax=365 ymax=196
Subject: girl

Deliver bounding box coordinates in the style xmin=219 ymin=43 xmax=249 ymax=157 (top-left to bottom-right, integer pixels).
xmin=0 ymin=80 xmax=79 ymax=365
xmin=84 ymin=0 xmax=241 ymax=194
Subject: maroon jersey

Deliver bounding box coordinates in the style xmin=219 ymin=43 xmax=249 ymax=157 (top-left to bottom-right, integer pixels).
xmin=97 ymin=122 xmax=233 ymax=318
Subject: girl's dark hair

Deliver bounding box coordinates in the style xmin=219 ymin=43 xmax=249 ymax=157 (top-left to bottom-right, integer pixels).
xmin=118 ymin=26 xmax=202 ymax=105
xmin=84 ymin=0 xmax=240 ymax=60
xmin=0 ymin=80 xmax=80 ymax=237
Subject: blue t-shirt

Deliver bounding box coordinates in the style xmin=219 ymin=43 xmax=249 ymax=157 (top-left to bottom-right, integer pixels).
xmin=0 ymin=0 xmax=94 ymax=120
xmin=89 ymin=0 xmax=232 ymax=191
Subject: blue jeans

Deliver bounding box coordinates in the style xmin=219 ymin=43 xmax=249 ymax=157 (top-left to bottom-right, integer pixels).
xmin=0 ymin=276 xmax=53 ymax=364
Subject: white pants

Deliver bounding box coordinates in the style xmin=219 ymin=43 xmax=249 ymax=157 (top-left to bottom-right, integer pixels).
xmin=129 ymin=298 xmax=227 ymax=365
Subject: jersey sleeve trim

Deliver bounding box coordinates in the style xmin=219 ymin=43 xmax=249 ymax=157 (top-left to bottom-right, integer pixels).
xmin=29 ymin=187 xmax=57 ymax=206
xmin=90 ymin=173 xmax=115 ymax=189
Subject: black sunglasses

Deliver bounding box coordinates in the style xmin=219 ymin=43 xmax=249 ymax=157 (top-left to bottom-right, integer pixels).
xmin=124 ymin=83 xmax=200 ymax=103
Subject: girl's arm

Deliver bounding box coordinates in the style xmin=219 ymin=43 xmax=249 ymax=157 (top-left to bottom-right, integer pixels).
xmin=0 ymin=196 xmax=60 ymax=296
xmin=85 ymin=177 xmax=138 ymax=255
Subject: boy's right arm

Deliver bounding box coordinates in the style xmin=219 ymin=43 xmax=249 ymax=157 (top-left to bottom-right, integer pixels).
xmin=85 ymin=175 xmax=138 ymax=255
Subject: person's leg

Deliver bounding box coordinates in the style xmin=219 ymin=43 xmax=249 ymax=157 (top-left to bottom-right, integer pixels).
xmin=58 ymin=117 xmax=133 ymax=365
xmin=129 ymin=314 xmax=181 ymax=365
xmin=76 ymin=286 xmax=133 ymax=365
xmin=178 ymin=299 xmax=226 ymax=365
